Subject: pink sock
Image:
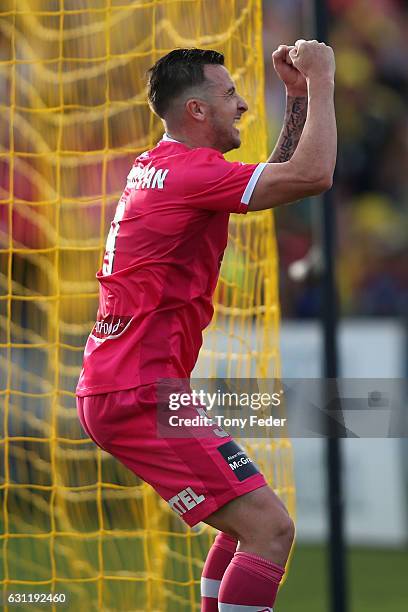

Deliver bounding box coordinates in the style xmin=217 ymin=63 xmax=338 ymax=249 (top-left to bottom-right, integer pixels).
xmin=218 ymin=551 xmax=285 ymax=611
xmin=201 ymin=532 xmax=238 ymax=611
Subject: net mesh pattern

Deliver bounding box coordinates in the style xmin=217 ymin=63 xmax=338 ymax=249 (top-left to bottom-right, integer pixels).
xmin=0 ymin=1 xmax=294 ymax=609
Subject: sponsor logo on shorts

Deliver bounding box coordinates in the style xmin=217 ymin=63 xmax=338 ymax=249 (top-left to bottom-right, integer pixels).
xmin=90 ymin=315 xmax=133 ymax=342
xmin=168 ymin=487 xmax=206 ymax=517
xmin=217 ymin=440 xmax=260 ymax=482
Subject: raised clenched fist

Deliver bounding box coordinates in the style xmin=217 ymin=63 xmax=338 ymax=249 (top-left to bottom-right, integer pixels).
xmin=288 ymin=39 xmax=335 ymax=82
xmin=272 ymin=44 xmax=308 ymax=97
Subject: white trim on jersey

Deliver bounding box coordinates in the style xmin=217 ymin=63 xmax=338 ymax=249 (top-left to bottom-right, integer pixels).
xmin=162 ymin=132 xmax=181 ymax=143
xmin=200 ymin=577 xmax=221 ymax=598
xmin=241 ymin=162 xmax=267 ymax=206
xmin=218 ymin=604 xmax=273 ymax=611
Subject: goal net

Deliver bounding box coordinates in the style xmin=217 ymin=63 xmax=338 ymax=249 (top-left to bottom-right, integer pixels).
xmin=0 ymin=1 xmax=294 ymax=609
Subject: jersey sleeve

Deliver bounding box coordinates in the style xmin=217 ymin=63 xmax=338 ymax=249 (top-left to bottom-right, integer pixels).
xmin=182 ymin=148 xmax=267 ymax=214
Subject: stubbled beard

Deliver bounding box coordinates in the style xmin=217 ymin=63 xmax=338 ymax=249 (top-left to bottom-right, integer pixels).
xmin=209 ymin=116 xmax=240 ymax=153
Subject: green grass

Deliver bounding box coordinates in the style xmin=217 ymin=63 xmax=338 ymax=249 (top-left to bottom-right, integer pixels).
xmin=277 ymin=544 xmax=408 ymax=612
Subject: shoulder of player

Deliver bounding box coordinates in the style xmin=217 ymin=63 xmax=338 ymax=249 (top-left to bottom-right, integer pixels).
xmin=183 ymin=148 xmax=251 ymax=170
xmin=183 ymin=146 xmax=227 ymax=167
xmin=142 ymin=144 xmax=225 ymax=165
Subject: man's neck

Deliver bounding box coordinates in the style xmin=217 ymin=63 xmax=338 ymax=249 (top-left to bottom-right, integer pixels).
xmin=163 ymin=125 xmax=219 ymax=151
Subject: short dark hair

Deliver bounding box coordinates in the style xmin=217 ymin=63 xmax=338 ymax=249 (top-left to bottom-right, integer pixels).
xmin=147 ymin=48 xmax=224 ymax=118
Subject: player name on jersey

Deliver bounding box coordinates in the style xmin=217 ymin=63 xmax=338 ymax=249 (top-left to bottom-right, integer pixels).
xmin=126 ymin=162 xmax=169 ymax=190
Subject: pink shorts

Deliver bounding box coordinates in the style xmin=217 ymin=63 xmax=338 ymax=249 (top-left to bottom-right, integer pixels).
xmin=76 ymin=383 xmax=267 ymax=527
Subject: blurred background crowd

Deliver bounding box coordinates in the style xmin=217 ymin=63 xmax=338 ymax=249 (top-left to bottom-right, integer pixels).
xmin=264 ymin=0 xmax=407 ymax=318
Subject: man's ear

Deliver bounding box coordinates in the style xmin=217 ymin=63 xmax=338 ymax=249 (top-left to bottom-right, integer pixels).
xmin=185 ymin=98 xmax=207 ymax=122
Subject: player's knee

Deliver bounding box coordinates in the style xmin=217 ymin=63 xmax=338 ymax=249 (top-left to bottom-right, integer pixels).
xmin=272 ymin=510 xmax=295 ymax=548
xmin=259 ymin=506 xmax=294 ymax=545
xmin=238 ymin=502 xmax=295 ymax=556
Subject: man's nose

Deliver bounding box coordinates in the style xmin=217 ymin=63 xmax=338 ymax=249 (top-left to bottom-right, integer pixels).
xmin=238 ymin=96 xmax=248 ymax=113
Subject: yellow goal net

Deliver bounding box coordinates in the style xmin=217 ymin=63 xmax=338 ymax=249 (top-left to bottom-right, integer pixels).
xmin=0 ymin=1 xmax=294 ymax=610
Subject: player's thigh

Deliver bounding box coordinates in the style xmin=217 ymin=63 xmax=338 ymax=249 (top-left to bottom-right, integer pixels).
xmin=203 ymin=484 xmax=291 ymax=540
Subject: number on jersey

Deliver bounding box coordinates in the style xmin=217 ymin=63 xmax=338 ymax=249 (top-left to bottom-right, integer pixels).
xmin=102 ymin=199 xmax=126 ymax=275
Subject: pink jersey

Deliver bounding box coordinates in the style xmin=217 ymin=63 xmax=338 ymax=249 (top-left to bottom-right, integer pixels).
xmin=76 ymin=135 xmax=266 ymax=396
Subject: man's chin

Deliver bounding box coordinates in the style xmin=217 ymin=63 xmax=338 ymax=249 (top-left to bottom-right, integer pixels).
xmin=233 ymin=127 xmax=241 ymax=145
xmin=223 ymin=135 xmax=241 ymax=153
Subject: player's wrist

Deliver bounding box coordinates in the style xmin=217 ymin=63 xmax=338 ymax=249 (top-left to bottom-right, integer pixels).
xmin=285 ymin=85 xmax=308 ymax=99
xmin=306 ymin=74 xmax=335 ymax=90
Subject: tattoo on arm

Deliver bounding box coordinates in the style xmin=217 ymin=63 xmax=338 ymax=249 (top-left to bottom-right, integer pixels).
xmin=269 ymin=96 xmax=308 ymax=163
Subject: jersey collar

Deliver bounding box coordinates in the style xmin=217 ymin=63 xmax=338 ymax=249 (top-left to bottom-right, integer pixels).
xmin=162 ymin=133 xmax=182 ymax=144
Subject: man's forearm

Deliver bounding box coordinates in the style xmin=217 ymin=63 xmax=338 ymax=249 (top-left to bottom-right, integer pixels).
xmin=268 ymin=95 xmax=308 ymax=163
xmin=290 ymin=78 xmax=336 ymax=183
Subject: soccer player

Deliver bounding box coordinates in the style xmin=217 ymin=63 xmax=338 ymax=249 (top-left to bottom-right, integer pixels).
xmin=76 ymin=40 xmax=336 ymax=611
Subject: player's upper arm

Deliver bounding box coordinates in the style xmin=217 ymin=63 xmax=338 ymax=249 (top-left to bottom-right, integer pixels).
xmin=247 ymin=160 xmax=332 ymax=211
